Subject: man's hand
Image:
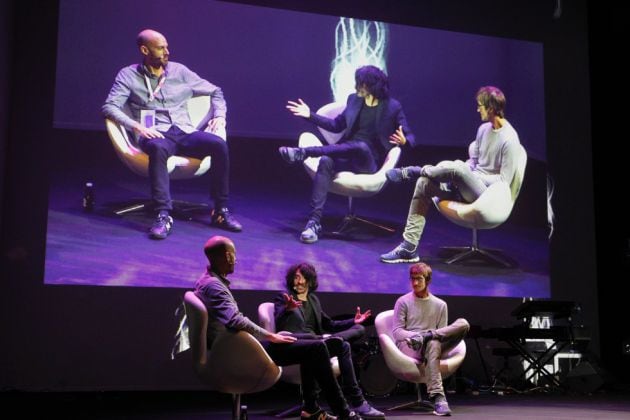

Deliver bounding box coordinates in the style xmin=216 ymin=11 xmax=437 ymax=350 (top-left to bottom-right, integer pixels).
xmin=389 ymin=125 xmax=407 ymax=146
xmin=283 ymin=293 xmax=302 ymax=311
xmin=354 ymin=306 xmax=372 ymax=324
xmin=286 ymin=98 xmax=311 ymax=118
xmin=207 ymin=116 xmax=226 ymax=133
xmin=268 ymin=332 xmax=297 ymax=344
xmin=133 ymin=125 xmax=164 ymax=139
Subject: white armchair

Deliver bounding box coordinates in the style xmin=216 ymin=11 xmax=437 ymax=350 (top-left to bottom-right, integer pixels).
xmin=299 ymin=102 xmax=401 ymax=234
xmin=184 ymin=292 xmax=281 ymax=420
xmin=432 ymin=143 xmax=528 ymax=267
xmin=258 ymin=301 xmax=340 ymax=417
xmin=104 ymin=95 xmax=225 ymax=215
xmin=375 ymin=310 xmax=466 ymax=411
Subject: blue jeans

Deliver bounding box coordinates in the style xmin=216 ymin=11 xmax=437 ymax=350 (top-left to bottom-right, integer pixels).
xmin=306 ymin=140 xmax=379 ymax=223
xmin=138 ymin=126 xmax=229 ymax=212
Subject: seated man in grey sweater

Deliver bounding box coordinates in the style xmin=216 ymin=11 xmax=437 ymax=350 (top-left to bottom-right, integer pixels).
xmin=381 ymin=86 xmax=522 ymax=263
xmin=392 ymin=263 xmax=469 ymax=416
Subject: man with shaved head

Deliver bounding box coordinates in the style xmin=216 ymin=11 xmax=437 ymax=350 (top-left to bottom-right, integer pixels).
xmin=103 ymin=29 xmax=242 ymax=240
xmin=195 ymin=236 xmax=362 ymax=419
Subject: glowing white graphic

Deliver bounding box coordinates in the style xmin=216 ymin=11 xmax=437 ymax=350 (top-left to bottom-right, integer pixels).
xmin=330 ymin=18 xmax=388 ymax=102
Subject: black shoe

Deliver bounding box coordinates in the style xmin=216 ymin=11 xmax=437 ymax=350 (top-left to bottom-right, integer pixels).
xmin=149 ymin=214 xmax=173 ymax=239
xmin=279 ymin=146 xmax=306 ymax=163
xmin=386 ymin=166 xmax=423 ymax=183
xmin=211 ymin=208 xmax=242 ymax=232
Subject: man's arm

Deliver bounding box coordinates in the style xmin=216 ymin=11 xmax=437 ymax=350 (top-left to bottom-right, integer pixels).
xmin=273 ymin=291 xmax=302 ymax=332
xmin=392 ymin=298 xmax=417 ymax=343
xmin=183 ymin=66 xmax=226 ymax=119
xmin=390 ymin=103 xmax=416 ymax=147
xmin=102 ymin=68 xmax=141 ymax=132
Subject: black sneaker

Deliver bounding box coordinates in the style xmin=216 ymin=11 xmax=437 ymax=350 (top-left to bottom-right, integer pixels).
xmin=211 ymin=208 xmax=242 ymax=232
xmin=149 ymin=214 xmax=173 ymax=239
xmin=385 ymin=166 xmax=423 ymax=183
xmin=279 ymin=146 xmax=306 ymax=164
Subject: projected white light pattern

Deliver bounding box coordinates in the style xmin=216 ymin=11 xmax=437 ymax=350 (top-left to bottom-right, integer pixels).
xmin=330 ymin=18 xmax=388 ymax=102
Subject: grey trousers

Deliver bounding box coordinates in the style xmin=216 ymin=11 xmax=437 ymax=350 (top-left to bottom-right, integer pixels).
xmin=402 ymin=160 xmax=487 ymax=246
xmin=398 ymin=317 xmax=470 ymax=397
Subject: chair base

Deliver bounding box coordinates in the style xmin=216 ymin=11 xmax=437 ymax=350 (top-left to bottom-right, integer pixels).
xmin=440 ymin=245 xmax=513 ymax=268
xmin=333 ymin=213 xmax=396 ymax=236
xmin=387 ymin=383 xmax=434 ymax=412
xmin=388 ymin=399 xmax=435 ymax=411
xmin=274 ymin=403 xmax=301 ymax=418
xmin=113 ymin=199 xmax=209 ymax=221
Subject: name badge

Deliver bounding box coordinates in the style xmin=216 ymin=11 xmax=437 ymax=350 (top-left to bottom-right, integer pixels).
xmin=140 ymin=110 xmax=156 ymax=129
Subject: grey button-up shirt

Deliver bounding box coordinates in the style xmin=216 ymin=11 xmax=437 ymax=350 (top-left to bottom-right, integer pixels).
xmin=194 ymin=270 xmax=269 ymax=347
xmin=102 ymin=61 xmax=226 ymax=136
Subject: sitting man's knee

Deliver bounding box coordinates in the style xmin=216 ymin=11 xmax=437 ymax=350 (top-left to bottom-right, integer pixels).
xmin=318 ymin=156 xmax=335 ymax=172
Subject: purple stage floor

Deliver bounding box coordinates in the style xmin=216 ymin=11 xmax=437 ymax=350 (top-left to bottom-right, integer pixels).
xmin=44 ymin=159 xmax=550 ymax=298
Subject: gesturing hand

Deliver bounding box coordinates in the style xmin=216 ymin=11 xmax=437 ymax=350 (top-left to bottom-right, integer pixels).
xmin=388 ymin=125 xmax=407 ymax=146
xmin=286 ymin=98 xmax=311 ymax=118
xmin=354 ymin=306 xmax=372 ymax=324
xmin=283 ymin=293 xmax=302 ymax=311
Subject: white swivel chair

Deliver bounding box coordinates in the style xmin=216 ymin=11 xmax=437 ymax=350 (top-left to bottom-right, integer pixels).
xmin=184 ymin=291 xmax=281 ymax=420
xmin=432 ymin=144 xmax=528 ymax=267
xmin=375 ymin=310 xmax=466 ymax=411
xmin=105 ymin=96 xmax=226 ymax=215
xmin=299 ymin=102 xmax=401 ymax=234
xmin=258 ymin=301 xmax=340 ymax=418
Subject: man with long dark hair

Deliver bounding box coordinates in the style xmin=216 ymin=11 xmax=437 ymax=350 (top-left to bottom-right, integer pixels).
xmin=274 ymin=262 xmax=384 ymax=419
xmin=281 ymin=65 xmax=416 ymax=243
xmin=195 ymin=237 xmax=362 ymax=420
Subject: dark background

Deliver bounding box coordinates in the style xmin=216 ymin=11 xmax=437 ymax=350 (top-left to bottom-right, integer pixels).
xmin=1 ymin=0 xmax=628 ymax=391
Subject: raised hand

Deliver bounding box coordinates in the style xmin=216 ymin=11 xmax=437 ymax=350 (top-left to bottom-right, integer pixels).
xmin=388 ymin=125 xmax=407 ymax=146
xmin=286 ymin=98 xmax=311 ymax=118
xmin=283 ymin=293 xmax=302 ymax=311
xmin=354 ymin=306 xmax=372 ymax=324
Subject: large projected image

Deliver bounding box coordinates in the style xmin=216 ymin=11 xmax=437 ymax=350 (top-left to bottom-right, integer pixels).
xmin=46 ymin=0 xmax=549 ymax=297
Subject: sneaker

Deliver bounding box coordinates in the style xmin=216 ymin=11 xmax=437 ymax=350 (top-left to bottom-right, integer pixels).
xmin=380 ymin=243 xmax=419 ymax=263
xmin=279 ymin=146 xmax=306 ymax=163
xmin=211 ymin=208 xmax=242 ymax=232
xmin=385 ymin=166 xmax=423 ymax=183
xmin=149 ymin=214 xmax=173 ymax=239
xmin=300 ymin=220 xmax=322 ymax=244
xmin=301 ymin=409 xmax=338 ymax=420
xmin=350 ymin=401 xmax=385 ymax=419
xmin=339 ymin=411 xmax=362 ymax=420
xmin=432 ymin=396 xmax=452 ymax=416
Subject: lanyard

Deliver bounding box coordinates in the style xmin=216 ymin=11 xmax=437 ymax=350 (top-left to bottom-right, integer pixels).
xmin=144 ymin=72 xmax=166 ymax=102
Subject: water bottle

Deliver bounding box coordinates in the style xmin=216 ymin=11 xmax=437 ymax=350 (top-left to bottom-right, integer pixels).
xmin=83 ymin=182 xmax=95 ymax=212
